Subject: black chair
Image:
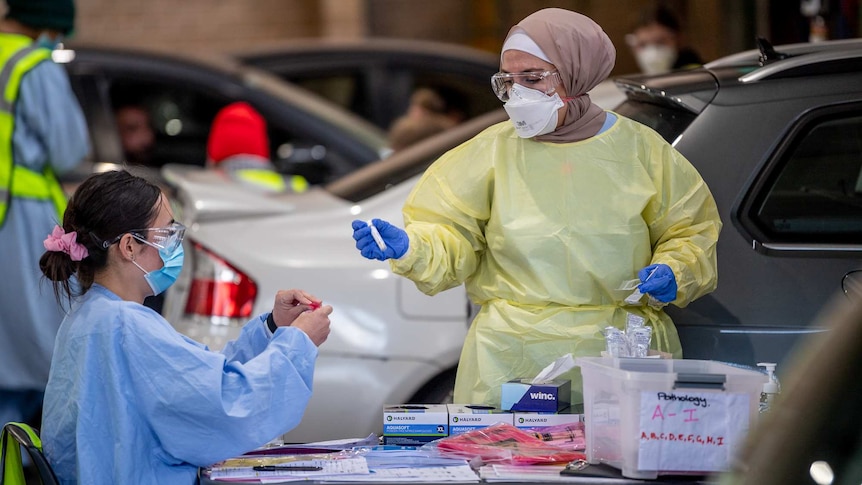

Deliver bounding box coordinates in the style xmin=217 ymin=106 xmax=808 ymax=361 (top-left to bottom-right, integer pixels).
xmin=1 ymin=422 xmax=59 ymax=485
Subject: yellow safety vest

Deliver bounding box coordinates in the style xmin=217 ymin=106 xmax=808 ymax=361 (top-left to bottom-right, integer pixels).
xmin=234 ymin=168 xmax=309 ymax=194
xmin=0 ymin=33 xmax=66 ymax=228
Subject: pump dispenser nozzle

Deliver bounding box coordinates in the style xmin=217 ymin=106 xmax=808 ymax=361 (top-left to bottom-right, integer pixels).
xmin=757 ymin=362 xmax=780 ymax=412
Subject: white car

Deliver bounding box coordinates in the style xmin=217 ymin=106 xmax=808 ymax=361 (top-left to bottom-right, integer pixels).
xmin=161 ymin=110 xmax=508 ymax=442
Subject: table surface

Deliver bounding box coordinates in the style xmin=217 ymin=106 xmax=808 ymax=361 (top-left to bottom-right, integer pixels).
xmin=201 ymin=478 xmax=714 ymax=485
xmin=199 ymin=466 xmax=717 ymax=484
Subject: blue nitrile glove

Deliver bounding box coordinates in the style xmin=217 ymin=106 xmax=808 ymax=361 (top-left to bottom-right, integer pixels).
xmin=637 ymin=263 xmax=678 ymax=303
xmin=351 ymin=218 xmax=409 ymax=261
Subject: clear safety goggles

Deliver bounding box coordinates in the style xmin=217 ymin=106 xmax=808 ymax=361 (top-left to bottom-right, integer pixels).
xmin=491 ymin=70 xmax=563 ymax=102
xmin=102 ymin=221 xmax=186 ymax=253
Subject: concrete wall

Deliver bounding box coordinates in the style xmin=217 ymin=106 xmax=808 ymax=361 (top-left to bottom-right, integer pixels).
xmin=71 ymin=0 xmax=325 ymax=55
xmin=46 ymin=0 xmax=751 ymax=75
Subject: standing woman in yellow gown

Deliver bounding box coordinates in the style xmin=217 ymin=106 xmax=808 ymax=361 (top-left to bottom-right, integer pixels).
xmin=352 ymin=8 xmax=721 ymax=407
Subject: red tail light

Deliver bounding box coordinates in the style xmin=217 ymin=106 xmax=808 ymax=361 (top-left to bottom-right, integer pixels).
xmin=184 ymin=242 xmax=257 ymax=319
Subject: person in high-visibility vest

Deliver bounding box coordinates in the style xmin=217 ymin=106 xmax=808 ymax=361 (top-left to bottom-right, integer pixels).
xmin=206 ymin=102 xmax=309 ymax=194
xmin=0 ymin=0 xmax=89 ymax=431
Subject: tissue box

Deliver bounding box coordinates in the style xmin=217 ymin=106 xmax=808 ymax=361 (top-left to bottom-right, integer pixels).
xmin=447 ymin=404 xmax=513 ymax=436
xmin=383 ymin=404 xmax=448 ymax=445
xmin=501 ymin=379 xmax=571 ymax=412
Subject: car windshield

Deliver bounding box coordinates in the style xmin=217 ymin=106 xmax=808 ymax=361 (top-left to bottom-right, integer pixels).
xmin=614 ymin=99 xmax=697 ymax=144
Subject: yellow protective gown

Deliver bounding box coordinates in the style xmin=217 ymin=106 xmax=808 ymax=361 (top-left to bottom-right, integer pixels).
xmin=390 ymin=114 xmax=721 ymax=406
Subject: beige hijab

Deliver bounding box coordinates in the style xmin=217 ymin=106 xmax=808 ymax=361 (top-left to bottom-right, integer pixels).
xmin=505 ymin=8 xmax=616 ymax=143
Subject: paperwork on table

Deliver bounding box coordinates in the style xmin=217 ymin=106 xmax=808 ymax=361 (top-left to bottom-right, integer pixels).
xmin=207 ymin=446 xmax=479 ymax=482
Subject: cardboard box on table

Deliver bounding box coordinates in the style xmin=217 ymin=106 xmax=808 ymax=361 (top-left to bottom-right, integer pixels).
xmin=512 ymin=408 xmax=583 ymax=431
xmin=577 ymin=356 xmax=766 ymax=480
xmin=446 ymin=404 xmax=513 ymax=436
xmin=382 ymin=404 xmax=448 ymax=445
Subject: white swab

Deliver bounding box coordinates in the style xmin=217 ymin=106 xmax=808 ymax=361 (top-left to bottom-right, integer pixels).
xmin=367 ymin=220 xmax=387 ymax=251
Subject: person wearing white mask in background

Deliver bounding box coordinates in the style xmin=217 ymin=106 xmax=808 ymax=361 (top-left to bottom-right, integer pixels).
xmin=626 ymin=5 xmax=703 ymax=75
xmin=352 ymin=8 xmax=721 ymax=408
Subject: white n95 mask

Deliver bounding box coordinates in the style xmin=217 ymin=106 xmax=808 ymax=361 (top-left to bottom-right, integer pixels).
xmin=635 ymin=45 xmax=677 ymax=75
xmin=503 ymin=84 xmax=564 ymax=138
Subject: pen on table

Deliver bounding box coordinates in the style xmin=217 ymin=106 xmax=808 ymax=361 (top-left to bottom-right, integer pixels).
xmin=252 ymin=465 xmax=323 ymax=472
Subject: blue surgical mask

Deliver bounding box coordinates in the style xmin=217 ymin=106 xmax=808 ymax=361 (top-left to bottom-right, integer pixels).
xmin=133 ymin=243 xmax=184 ymax=296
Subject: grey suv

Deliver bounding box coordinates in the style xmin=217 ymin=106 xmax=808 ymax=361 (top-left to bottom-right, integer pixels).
xmin=614 ymin=39 xmax=862 ymax=372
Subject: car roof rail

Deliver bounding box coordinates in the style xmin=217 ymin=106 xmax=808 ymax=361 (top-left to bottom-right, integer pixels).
xmin=738 ymin=47 xmax=862 ymax=83
xmin=705 ymin=38 xmax=862 ymax=69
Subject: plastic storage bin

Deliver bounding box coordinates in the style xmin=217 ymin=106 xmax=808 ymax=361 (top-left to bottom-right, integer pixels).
xmin=577 ymin=357 xmax=766 ymax=479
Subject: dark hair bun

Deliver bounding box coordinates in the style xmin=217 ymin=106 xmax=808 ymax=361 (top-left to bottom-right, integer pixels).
xmin=39 ymin=249 xmax=76 ymax=282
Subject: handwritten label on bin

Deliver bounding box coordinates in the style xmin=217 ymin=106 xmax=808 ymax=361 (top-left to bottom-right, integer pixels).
xmin=637 ymin=391 xmax=751 ymax=472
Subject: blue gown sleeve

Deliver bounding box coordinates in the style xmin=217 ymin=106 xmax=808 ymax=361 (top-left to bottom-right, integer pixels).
xmin=121 ymin=308 xmax=318 ymax=466
xmin=15 ymin=60 xmax=90 ymax=174
xmin=217 ymin=313 xmax=272 ymax=363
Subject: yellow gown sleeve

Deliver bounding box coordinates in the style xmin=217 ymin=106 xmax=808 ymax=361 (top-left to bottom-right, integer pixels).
xmin=640 ymin=128 xmax=722 ymax=307
xmin=389 ymin=131 xmax=497 ymax=296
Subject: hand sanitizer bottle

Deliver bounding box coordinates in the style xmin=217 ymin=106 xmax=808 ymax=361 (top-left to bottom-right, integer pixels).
xmin=757 ymin=362 xmax=780 ymax=413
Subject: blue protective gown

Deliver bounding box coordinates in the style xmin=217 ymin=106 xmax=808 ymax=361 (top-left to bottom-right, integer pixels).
xmin=42 ymin=285 xmax=318 ymax=485
xmin=0 ymin=59 xmax=89 ymax=425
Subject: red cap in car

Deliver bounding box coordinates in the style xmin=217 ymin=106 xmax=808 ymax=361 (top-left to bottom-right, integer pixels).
xmin=206 ymin=102 xmax=270 ymax=164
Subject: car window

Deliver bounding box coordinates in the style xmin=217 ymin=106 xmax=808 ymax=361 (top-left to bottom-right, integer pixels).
xmin=614 ymin=99 xmax=696 ymax=143
xmin=109 ymin=79 xmax=231 ymax=168
xmin=749 ymin=112 xmax=862 ymax=244
xmin=66 ymin=74 xmax=124 ymax=167
xmin=280 ymin=67 xmax=497 ymax=130
xmin=291 ymin=74 xmax=365 ymax=119
xmin=107 ymin=77 xmax=349 ymax=184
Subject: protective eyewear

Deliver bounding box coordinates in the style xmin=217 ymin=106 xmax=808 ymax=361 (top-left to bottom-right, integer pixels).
xmin=491 ymin=70 xmax=563 ymax=102
xmin=102 ymin=222 xmax=186 ymax=253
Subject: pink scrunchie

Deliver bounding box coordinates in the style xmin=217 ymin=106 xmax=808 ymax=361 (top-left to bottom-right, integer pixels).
xmin=43 ymin=225 xmax=89 ymax=261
